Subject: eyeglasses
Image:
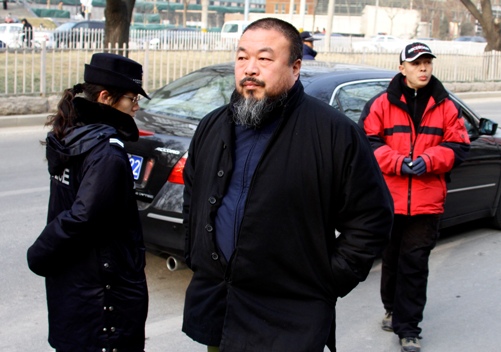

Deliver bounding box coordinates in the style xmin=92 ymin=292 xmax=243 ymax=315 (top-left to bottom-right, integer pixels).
xmin=122 ymin=95 xmax=142 ymax=104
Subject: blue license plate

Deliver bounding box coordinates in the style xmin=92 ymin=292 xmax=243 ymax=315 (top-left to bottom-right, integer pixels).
xmin=129 ymin=154 xmax=143 ymax=181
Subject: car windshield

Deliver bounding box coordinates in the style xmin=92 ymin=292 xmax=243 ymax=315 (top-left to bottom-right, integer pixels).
xmin=142 ymin=69 xmax=235 ymax=120
xmin=56 ymin=22 xmax=77 ymax=31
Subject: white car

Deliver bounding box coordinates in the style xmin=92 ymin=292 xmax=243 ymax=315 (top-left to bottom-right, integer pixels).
xmin=352 ymin=35 xmax=405 ymax=52
xmin=0 ymin=23 xmax=54 ymax=49
xmin=0 ymin=23 xmax=23 ymax=48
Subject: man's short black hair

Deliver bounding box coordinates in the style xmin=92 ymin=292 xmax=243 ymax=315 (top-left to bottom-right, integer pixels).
xmin=243 ymin=17 xmax=303 ymax=63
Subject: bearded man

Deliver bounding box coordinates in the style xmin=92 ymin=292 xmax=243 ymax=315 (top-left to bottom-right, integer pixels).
xmin=181 ymin=17 xmax=394 ymax=352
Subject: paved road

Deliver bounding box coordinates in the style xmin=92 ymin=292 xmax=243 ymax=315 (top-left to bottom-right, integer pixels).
xmin=1 ymin=96 xmax=500 ymax=351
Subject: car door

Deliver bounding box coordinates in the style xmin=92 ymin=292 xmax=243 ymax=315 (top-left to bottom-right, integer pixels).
xmin=440 ymin=97 xmax=501 ymax=228
xmin=328 ymin=80 xmax=501 ymax=229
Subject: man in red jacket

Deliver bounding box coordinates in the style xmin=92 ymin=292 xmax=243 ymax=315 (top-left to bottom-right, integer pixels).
xmin=358 ymin=42 xmax=470 ymax=352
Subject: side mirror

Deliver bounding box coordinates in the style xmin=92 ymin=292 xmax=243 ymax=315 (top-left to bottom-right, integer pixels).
xmin=479 ymin=118 xmax=498 ymax=136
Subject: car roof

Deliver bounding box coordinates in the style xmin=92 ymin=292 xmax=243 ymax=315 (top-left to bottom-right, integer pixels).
xmin=197 ymin=61 xmax=396 ymax=82
xmin=298 ymin=61 xmax=396 ymax=102
xmin=55 ymin=21 xmax=104 ymax=30
xmin=151 ymin=60 xmax=396 ymax=114
xmin=193 ymin=61 xmax=396 ymax=77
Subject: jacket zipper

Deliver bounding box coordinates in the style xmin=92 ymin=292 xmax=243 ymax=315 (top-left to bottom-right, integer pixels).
xmin=407 ymin=89 xmax=418 ymax=215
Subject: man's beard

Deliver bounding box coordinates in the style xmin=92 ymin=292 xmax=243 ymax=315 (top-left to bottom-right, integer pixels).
xmin=232 ymin=78 xmax=288 ymax=128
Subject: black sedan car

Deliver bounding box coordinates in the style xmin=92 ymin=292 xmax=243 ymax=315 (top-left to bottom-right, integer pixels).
xmin=124 ymin=61 xmax=500 ymax=268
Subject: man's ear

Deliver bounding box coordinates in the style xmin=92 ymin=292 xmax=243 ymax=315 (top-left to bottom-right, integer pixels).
xmin=292 ymin=59 xmax=302 ymax=78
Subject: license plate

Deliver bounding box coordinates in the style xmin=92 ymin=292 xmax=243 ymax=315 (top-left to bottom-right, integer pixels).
xmin=129 ymin=154 xmax=143 ymax=180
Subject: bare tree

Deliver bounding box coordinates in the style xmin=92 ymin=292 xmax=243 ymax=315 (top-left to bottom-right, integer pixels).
xmin=460 ymin=0 xmax=501 ymax=51
xmin=182 ymin=0 xmax=190 ymax=27
xmin=105 ymin=0 xmax=136 ymax=53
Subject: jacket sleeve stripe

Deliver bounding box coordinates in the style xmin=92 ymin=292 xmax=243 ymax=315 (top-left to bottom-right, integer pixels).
xmin=384 ymin=125 xmax=412 ymax=135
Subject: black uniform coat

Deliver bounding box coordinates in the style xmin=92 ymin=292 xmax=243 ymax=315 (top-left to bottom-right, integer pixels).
xmin=182 ymin=81 xmax=394 ymax=351
xmin=27 ymin=98 xmax=148 ymax=352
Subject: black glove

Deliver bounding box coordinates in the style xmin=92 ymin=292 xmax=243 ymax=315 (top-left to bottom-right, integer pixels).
xmin=411 ymin=157 xmax=426 ymax=176
xmin=401 ymin=157 xmax=414 ymax=175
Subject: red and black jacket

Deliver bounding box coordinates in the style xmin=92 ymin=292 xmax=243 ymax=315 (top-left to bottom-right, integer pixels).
xmin=359 ymin=73 xmax=470 ymax=215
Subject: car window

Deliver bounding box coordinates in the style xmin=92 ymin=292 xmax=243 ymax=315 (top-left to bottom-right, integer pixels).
xmin=142 ymin=70 xmax=234 ymax=121
xmin=330 ymin=80 xmax=390 ymax=122
xmin=75 ymin=23 xmax=89 ymax=29
xmin=56 ymin=22 xmax=77 ymax=31
xmin=8 ymin=26 xmax=21 ymax=33
xmin=222 ymin=24 xmax=239 ymax=33
xmin=461 ymin=115 xmax=474 ymax=135
xmin=451 ymin=97 xmax=477 ymax=136
xmin=89 ymin=22 xmax=104 ymax=29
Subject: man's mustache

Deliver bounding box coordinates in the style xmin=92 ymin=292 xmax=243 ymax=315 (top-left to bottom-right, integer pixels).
xmin=239 ymin=77 xmax=265 ymax=87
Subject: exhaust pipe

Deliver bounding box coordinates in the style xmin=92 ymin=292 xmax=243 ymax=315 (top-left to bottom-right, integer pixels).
xmin=166 ymin=256 xmax=187 ymax=271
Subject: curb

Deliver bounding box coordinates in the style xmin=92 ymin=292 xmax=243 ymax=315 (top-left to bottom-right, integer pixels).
xmin=453 ymin=91 xmax=501 ymax=100
xmin=0 ymin=114 xmax=47 ymax=128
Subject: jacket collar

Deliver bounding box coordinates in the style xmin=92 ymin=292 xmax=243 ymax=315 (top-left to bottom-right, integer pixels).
xmin=387 ymin=72 xmax=449 ymax=108
xmin=72 ymin=97 xmax=139 ymax=142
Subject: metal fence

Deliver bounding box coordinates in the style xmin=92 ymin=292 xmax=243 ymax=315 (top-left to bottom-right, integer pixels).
xmin=1 ymin=29 xmax=500 ymax=97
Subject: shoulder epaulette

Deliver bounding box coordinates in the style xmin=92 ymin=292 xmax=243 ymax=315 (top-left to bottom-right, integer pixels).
xmin=109 ymin=138 xmax=124 ymax=148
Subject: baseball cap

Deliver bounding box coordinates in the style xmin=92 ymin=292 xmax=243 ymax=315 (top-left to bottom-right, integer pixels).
xmin=300 ymin=31 xmax=320 ymax=42
xmin=400 ymin=42 xmax=436 ymax=64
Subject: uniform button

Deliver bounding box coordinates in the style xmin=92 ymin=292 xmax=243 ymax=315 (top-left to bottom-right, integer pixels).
xmin=103 ymin=263 xmax=109 ymax=268
xmin=103 ymin=306 xmax=107 ymax=311
xmin=217 ymin=170 xmax=224 ymax=177
xmin=110 ymin=326 xmax=116 ymax=332
xmin=211 ymin=252 xmax=219 ymax=260
xmin=103 ymin=327 xmax=107 ymax=332
xmin=208 ymin=196 xmax=216 ymax=204
xmin=102 ymin=348 xmax=107 ymax=352
xmin=106 ymin=285 xmax=111 ymax=290
xmin=109 ymin=306 xmax=114 ymax=311
xmin=205 ymin=224 xmax=213 ymax=232
xmin=112 ymin=349 xmax=118 ymax=352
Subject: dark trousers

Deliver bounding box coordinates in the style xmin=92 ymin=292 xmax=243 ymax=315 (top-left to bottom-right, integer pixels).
xmin=380 ymin=214 xmax=440 ymax=338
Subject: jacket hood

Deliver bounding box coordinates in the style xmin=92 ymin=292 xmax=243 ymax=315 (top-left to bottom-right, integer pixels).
xmin=46 ymin=124 xmax=116 ymax=176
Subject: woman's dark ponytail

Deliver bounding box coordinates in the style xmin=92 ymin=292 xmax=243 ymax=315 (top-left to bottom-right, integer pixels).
xmin=44 ymin=83 xmax=84 ymax=140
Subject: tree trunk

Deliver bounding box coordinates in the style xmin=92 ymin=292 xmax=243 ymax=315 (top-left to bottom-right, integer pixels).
xmin=460 ymin=0 xmax=501 ymax=51
xmin=105 ymin=0 xmax=135 ymax=55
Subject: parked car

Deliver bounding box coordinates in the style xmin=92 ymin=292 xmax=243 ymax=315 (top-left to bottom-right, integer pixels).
xmin=415 ymin=37 xmax=440 ymax=41
xmin=352 ymin=35 xmax=406 ymax=52
xmin=220 ymin=20 xmax=249 ymax=40
xmin=146 ymin=27 xmax=200 ymax=49
xmin=51 ymin=20 xmax=105 ymax=48
xmin=454 ymin=36 xmax=486 ymax=43
xmin=124 ymin=61 xmax=500 ymax=268
xmin=0 ymin=23 xmax=23 ymax=48
xmin=0 ymin=22 xmax=54 ymax=48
